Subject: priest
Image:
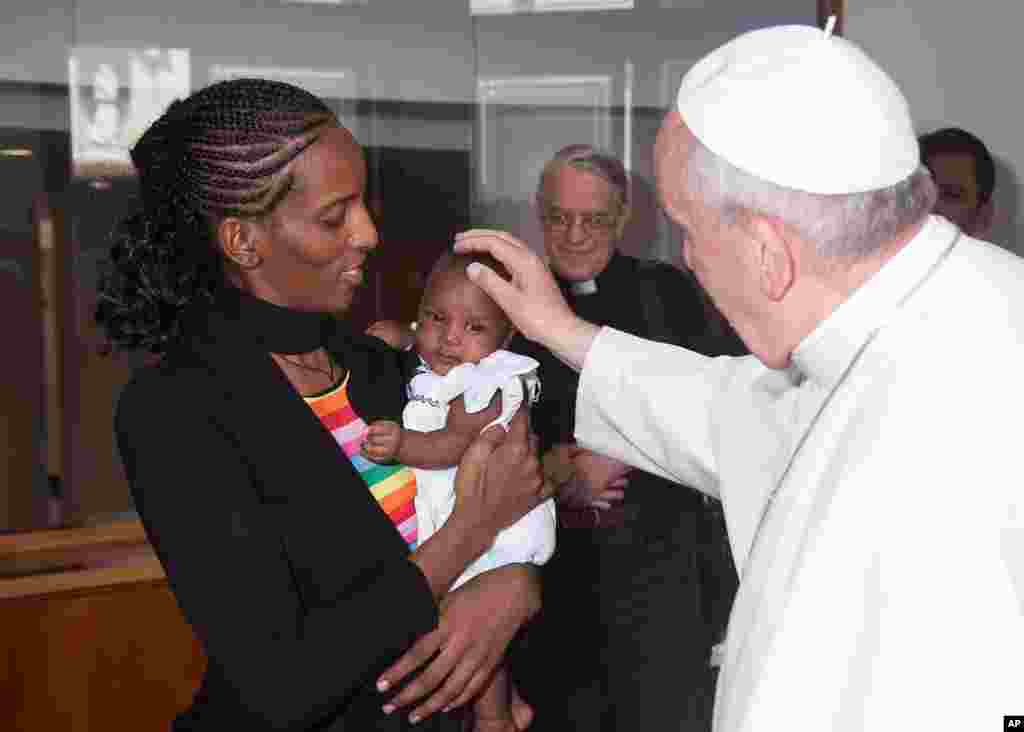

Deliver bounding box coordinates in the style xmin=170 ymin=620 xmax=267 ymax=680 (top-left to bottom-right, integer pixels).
xmin=454 ymin=22 xmax=1023 ymax=732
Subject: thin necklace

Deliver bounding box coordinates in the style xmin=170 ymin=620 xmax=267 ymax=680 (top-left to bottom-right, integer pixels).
xmin=275 ymin=351 xmax=337 ymax=383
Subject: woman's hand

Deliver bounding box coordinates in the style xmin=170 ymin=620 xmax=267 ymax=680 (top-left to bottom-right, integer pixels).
xmin=409 ymin=408 xmax=550 ymax=609
xmin=366 ymin=319 xmax=415 ymax=350
xmin=452 ymin=407 xmax=549 ymax=541
xmin=453 ymin=230 xmax=598 ymax=370
xmin=377 ymin=564 xmax=541 ymax=724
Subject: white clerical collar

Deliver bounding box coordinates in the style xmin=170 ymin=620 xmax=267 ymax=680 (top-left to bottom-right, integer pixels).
xmin=790 ymin=215 xmax=960 ymax=389
xmin=570 ymin=279 xmax=598 ymax=296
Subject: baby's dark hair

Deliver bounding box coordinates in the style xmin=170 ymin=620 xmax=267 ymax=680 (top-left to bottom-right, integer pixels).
xmin=430 ymin=250 xmax=511 ymax=283
xmin=424 ymin=250 xmax=513 ymax=335
xmin=95 ymin=78 xmax=336 ymax=354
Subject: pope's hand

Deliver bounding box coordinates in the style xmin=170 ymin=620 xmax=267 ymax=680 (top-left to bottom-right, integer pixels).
xmin=454 ymin=230 xmax=598 ymax=368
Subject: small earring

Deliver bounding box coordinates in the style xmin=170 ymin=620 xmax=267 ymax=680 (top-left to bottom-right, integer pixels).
xmin=238 ymin=251 xmax=263 ymax=268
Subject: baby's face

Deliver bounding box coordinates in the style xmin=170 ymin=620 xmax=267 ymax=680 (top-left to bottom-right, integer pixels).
xmin=416 ymin=270 xmax=510 ymax=376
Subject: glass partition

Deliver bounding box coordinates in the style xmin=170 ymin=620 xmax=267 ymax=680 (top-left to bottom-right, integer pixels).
xmin=0 ymin=0 xmax=815 ymax=533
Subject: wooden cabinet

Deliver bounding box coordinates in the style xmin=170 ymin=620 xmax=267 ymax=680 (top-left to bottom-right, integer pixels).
xmin=0 ymin=230 xmax=46 ymax=532
xmin=1 ymin=521 xmax=205 ymax=732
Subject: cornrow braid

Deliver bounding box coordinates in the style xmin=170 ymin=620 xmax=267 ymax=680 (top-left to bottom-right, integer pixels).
xmin=96 ymin=78 xmax=338 ymax=354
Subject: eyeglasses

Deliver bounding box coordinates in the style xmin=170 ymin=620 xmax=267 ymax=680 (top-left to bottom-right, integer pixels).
xmin=541 ymin=207 xmax=619 ymax=234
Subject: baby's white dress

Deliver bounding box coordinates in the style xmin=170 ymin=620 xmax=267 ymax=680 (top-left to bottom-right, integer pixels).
xmin=403 ymin=350 xmax=557 ymax=589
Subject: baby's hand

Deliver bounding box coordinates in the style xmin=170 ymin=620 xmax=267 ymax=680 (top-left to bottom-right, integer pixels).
xmin=366 ymin=320 xmax=414 ymax=350
xmin=363 ymin=420 xmax=403 ymax=463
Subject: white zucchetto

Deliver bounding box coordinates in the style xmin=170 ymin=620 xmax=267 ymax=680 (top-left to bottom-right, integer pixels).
xmin=676 ymin=24 xmax=919 ymax=195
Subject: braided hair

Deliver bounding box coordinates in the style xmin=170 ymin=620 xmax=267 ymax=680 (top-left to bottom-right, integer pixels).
xmin=96 ymin=78 xmax=337 ymax=354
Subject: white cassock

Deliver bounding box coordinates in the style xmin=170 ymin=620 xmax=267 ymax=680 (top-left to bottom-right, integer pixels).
xmin=575 ymin=215 xmax=1024 ymax=731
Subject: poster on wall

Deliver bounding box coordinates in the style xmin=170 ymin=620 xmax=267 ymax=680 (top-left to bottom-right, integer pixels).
xmin=69 ymin=47 xmax=191 ymax=178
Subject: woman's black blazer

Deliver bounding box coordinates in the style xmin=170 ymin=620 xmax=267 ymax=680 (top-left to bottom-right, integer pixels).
xmin=116 ymin=301 xmax=455 ymax=731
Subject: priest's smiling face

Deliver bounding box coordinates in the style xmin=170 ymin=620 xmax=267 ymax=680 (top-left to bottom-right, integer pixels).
xmin=539 ymin=164 xmax=623 ymax=283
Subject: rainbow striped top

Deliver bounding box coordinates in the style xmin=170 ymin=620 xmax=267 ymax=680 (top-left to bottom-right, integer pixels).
xmin=304 ymin=374 xmax=418 ymax=550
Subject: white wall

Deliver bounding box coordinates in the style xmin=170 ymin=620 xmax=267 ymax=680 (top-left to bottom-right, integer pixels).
xmin=0 ymin=0 xmax=479 ymax=149
xmin=472 ymin=0 xmax=811 ymax=109
xmin=0 ymin=1 xmax=812 ymax=143
xmin=847 ymin=3 xmax=1021 ymax=253
xmin=0 ymin=2 xmax=71 ymax=86
xmin=1 ymin=0 xmax=476 ymax=100
xmin=469 ymin=0 xmax=813 ymax=255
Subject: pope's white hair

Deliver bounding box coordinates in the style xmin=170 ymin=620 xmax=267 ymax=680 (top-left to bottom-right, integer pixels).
xmin=685 ymin=137 xmax=937 ymax=259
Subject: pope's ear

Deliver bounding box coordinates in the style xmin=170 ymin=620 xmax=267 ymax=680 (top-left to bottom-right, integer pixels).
xmin=748 ymin=216 xmax=795 ymax=302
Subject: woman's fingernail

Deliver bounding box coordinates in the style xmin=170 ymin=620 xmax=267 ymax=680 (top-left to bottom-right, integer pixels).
xmin=377 ymin=679 xmax=390 ymax=692
xmin=466 ymin=262 xmax=482 ymax=279
xmin=409 ymin=713 xmax=421 ymax=724
xmin=382 ymin=704 xmax=395 ymax=715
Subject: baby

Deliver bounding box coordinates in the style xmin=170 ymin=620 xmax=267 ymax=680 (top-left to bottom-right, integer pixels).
xmin=363 ymin=250 xmax=556 ymax=731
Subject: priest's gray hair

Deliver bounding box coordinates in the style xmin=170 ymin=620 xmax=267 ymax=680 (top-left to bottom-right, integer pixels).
xmin=537 ymin=143 xmax=630 ymax=213
xmin=685 ymin=138 xmax=937 ymax=259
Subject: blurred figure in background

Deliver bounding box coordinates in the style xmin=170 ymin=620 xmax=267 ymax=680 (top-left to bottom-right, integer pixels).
xmin=919 ymin=126 xmax=995 ymax=237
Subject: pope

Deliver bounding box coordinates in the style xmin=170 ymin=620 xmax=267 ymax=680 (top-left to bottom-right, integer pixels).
xmin=455 ymin=21 xmax=1024 ymax=732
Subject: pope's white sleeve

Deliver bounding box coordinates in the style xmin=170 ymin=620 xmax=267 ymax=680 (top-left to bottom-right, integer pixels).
xmin=574 ymin=326 xmax=730 ymax=498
